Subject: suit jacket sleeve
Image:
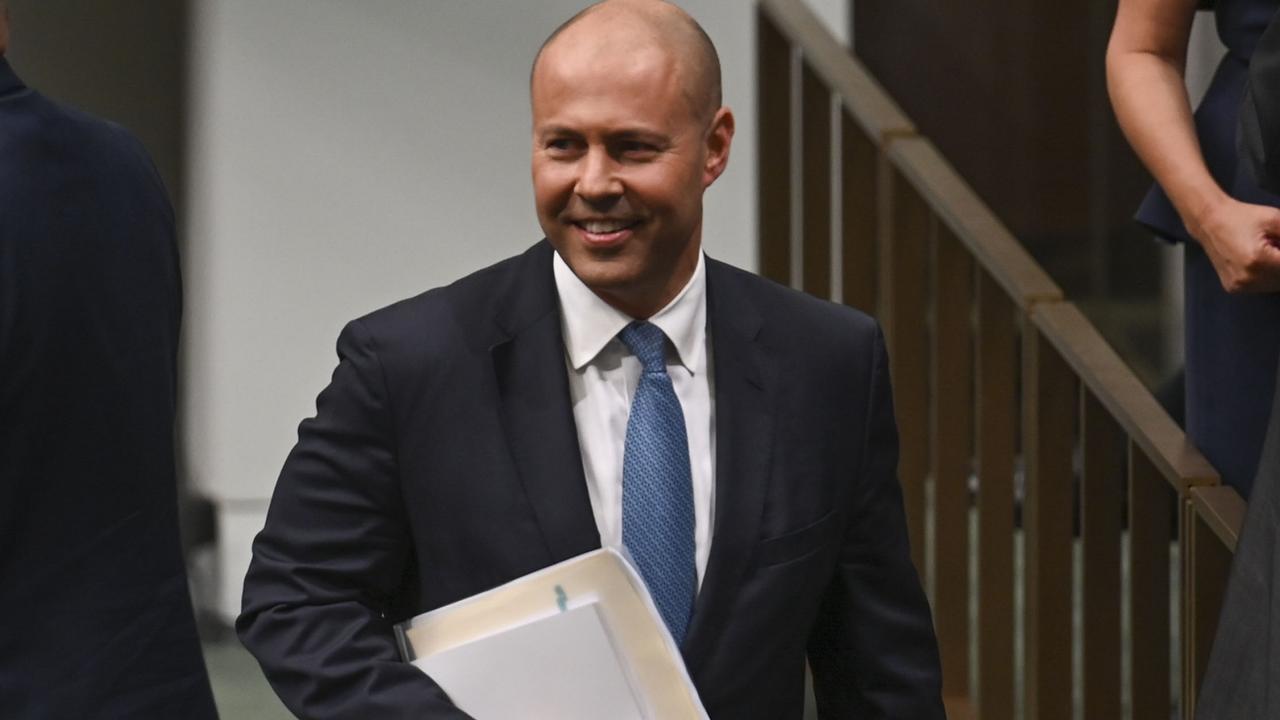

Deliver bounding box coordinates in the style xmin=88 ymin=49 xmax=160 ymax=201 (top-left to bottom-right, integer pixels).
xmin=237 ymin=319 xmax=472 ymax=720
xmin=1238 ymin=9 xmax=1280 ymax=195
xmin=806 ymin=325 xmax=945 ymax=718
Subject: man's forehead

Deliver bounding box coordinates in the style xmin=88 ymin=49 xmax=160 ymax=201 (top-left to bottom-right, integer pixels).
xmin=533 ymin=1 xmax=706 ymax=85
xmin=531 ymin=0 xmax=719 ymax=127
xmin=538 ymin=39 xmax=675 ymax=88
xmin=531 ymin=45 xmax=693 ymax=129
xmin=540 ymin=10 xmax=677 ymax=71
xmin=551 ymin=0 xmax=693 ymax=48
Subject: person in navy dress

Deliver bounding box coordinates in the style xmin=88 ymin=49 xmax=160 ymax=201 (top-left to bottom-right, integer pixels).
xmin=1109 ymin=0 xmax=1280 ymax=498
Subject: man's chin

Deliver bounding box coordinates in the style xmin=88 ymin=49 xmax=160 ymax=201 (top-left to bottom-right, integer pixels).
xmin=554 ymin=239 xmax=625 ymax=269
xmin=568 ymin=260 xmax=634 ymax=289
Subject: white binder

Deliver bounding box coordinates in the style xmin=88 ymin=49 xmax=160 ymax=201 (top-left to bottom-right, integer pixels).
xmin=394 ymin=548 xmax=708 ymax=720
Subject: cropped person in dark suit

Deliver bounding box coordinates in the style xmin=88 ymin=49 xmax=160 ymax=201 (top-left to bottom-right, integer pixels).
xmin=1195 ymin=12 xmax=1280 ymax=716
xmin=238 ymin=2 xmax=944 ymax=718
xmin=0 ymin=5 xmax=219 ymax=718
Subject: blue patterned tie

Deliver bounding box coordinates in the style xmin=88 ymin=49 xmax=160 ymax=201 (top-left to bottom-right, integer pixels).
xmin=618 ymin=321 xmax=696 ymax=642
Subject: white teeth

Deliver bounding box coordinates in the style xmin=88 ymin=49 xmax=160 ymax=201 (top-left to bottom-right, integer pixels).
xmin=581 ymin=219 xmax=633 ymax=234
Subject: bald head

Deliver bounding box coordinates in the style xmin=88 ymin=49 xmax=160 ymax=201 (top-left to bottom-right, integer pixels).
xmin=532 ymin=0 xmax=722 ymax=124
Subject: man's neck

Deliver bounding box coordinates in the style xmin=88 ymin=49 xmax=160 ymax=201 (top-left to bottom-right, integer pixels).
xmin=594 ymin=246 xmax=703 ymax=320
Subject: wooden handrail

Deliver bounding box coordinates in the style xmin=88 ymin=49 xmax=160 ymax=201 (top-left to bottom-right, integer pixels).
xmin=757 ymin=0 xmax=914 ymax=142
xmin=755 ymin=3 xmax=1249 ymax=717
xmin=1031 ymin=303 xmax=1220 ymax=492
xmin=1190 ymin=486 xmax=1247 ymax=552
xmin=888 ymin=138 xmax=1063 ymax=310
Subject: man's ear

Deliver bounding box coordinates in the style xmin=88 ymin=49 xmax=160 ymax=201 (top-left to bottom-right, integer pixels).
xmin=702 ymin=106 xmax=735 ymax=188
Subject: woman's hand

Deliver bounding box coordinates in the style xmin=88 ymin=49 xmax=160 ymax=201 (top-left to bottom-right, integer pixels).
xmin=1188 ymin=196 xmax=1280 ymax=293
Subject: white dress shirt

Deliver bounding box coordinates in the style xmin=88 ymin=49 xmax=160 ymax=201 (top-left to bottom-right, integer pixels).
xmin=552 ymin=250 xmax=716 ymax=587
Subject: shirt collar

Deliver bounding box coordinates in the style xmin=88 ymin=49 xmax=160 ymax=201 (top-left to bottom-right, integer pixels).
xmin=553 ymin=250 xmax=707 ymax=374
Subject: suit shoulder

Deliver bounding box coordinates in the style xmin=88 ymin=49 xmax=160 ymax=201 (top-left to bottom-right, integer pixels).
xmin=0 ymin=89 xmax=171 ymax=207
xmin=5 ymin=89 xmax=154 ymax=163
xmin=711 ymin=259 xmax=879 ymax=348
xmin=350 ymin=250 xmax=528 ymax=333
xmin=709 ymin=261 xmax=884 ymax=405
xmin=340 ymin=245 xmax=548 ymax=373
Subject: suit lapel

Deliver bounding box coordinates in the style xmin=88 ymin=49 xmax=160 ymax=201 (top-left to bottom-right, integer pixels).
xmin=490 ymin=243 xmax=600 ymax=564
xmin=682 ymin=260 xmax=775 ymax=668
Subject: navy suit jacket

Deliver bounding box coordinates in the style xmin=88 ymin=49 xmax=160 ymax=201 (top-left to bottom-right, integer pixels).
xmin=0 ymin=59 xmax=217 ymax=717
xmin=239 ymin=241 xmax=943 ymax=719
xmin=1196 ymin=11 xmax=1280 ymax=717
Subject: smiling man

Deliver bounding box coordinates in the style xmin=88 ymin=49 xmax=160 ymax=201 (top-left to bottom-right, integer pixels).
xmin=530 ymin=1 xmax=731 ymax=320
xmin=239 ymin=2 xmax=943 ymax=718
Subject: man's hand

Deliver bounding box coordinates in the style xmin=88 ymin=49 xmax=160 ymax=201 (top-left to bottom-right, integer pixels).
xmin=1188 ymin=197 xmax=1280 ymax=293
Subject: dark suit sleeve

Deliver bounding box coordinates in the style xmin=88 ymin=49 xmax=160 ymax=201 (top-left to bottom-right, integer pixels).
xmin=806 ymin=325 xmax=945 ymax=719
xmin=1238 ymin=10 xmax=1280 ymax=194
xmin=237 ymin=319 xmax=472 ymax=720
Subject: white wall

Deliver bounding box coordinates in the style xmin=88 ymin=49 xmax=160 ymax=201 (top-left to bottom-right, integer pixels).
xmin=187 ymin=0 xmax=849 ymax=621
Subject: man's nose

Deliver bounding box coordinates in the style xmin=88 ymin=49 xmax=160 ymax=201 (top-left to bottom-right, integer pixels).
xmin=574 ymin=147 xmax=623 ymax=202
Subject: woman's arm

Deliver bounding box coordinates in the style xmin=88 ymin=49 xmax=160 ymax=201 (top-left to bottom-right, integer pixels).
xmin=1107 ymin=0 xmax=1280 ymax=292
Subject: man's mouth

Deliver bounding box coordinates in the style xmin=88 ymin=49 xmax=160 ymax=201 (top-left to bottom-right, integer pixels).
xmin=572 ymin=218 xmax=642 ymax=245
xmin=574 ymin=218 xmax=640 ymax=234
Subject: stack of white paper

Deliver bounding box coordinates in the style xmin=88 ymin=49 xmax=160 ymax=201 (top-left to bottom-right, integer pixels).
xmin=394 ymin=548 xmax=707 ymax=719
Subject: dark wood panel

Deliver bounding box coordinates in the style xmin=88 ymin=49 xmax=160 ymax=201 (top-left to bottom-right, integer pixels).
xmin=801 ymin=60 xmax=832 ymax=299
xmin=853 ymin=0 xmax=1155 ymax=299
xmin=931 ymin=226 xmax=973 ymax=700
xmin=757 ymin=8 xmax=792 ymax=285
xmin=975 ymin=270 xmax=1016 ymax=720
xmin=841 ymin=112 xmax=878 ymax=314
xmin=1180 ymin=499 xmax=1232 ymax=720
xmin=1130 ymin=447 xmax=1171 ymax=720
xmin=880 ymin=169 xmax=932 ymax=573
xmin=1080 ymin=391 xmax=1124 ymax=720
xmin=1023 ymin=325 xmax=1076 ymax=720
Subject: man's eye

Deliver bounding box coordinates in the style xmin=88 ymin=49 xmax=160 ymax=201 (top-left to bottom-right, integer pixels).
xmin=546 ymin=139 xmax=579 ymax=153
xmin=620 ymin=142 xmax=658 ymax=157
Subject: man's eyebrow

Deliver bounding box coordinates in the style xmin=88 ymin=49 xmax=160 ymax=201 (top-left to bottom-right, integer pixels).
xmin=535 ymin=125 xmax=583 ymax=138
xmin=535 ymin=124 xmax=586 ymax=140
xmin=611 ymin=128 xmax=668 ymax=142
xmin=534 ymin=126 xmax=671 ymax=145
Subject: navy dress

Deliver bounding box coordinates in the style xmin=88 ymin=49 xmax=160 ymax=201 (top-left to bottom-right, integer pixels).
xmin=1136 ymin=0 xmax=1280 ymax=498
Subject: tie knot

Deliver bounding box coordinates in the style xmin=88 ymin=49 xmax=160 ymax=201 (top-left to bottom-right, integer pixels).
xmin=619 ymin=321 xmax=668 ymax=374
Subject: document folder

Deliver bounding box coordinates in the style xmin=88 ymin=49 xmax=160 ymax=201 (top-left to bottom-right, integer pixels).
xmin=394 ymin=548 xmax=708 ymax=719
